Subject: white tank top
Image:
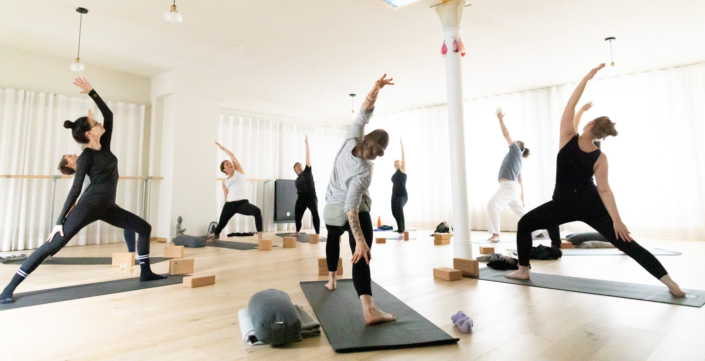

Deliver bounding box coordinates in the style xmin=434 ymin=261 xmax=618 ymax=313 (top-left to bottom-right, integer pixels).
xmin=225 ymin=172 xmax=247 ymax=202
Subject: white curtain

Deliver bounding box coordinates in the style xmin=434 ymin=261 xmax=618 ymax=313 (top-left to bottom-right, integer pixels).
xmin=0 ymin=88 xmax=146 ymax=251
xmin=216 ymin=113 xmax=346 ymax=234
xmin=373 ymin=62 xmax=705 ymax=239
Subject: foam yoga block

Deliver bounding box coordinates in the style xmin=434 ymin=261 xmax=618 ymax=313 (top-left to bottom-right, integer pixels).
xmin=164 ymin=246 xmax=184 ymax=258
xmin=479 ymin=246 xmax=494 ymax=255
xmin=112 ymin=253 xmax=135 ymax=267
xmin=453 ymin=258 xmax=479 ymax=277
xmin=433 ymin=267 xmax=462 ymax=281
xmin=561 ymin=242 xmax=574 ymax=249
xmin=283 ymin=237 xmax=297 ymax=248
xmin=310 ymin=234 xmax=319 ymax=244
xmin=434 ymin=234 xmax=451 ymax=245
xmin=183 ymin=275 xmax=215 ymax=288
xmin=404 ymin=232 xmax=410 ymax=241
xmin=376 ymin=238 xmax=386 ymax=244
xmin=169 ymin=259 xmax=194 ymax=275
xmin=258 ymin=239 xmax=273 ymax=251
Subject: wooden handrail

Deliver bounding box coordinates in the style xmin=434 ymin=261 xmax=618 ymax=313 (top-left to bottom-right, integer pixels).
xmin=1 ymin=175 xmax=163 ymax=180
xmin=216 ymin=178 xmax=327 ymax=183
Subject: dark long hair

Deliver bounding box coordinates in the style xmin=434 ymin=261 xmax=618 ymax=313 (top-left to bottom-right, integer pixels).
xmin=64 ymin=117 xmax=92 ymax=144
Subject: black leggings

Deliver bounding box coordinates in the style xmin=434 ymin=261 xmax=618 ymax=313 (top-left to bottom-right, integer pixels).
xmin=325 ymin=211 xmax=373 ymax=296
xmin=517 ymin=187 xmax=668 ymax=279
xmin=214 ymin=200 xmax=263 ymax=235
xmin=20 ymin=199 xmax=151 ymax=275
xmin=391 ymin=195 xmax=408 ymax=232
xmin=295 ymin=196 xmax=320 ymax=234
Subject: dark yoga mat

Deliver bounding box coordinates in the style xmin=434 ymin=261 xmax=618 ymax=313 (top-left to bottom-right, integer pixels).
xmin=2 ymin=257 xmax=170 ymax=265
xmin=300 ymin=279 xmax=458 ymax=353
xmin=0 ymin=274 xmax=184 ymax=311
xmin=275 ymin=232 xmax=327 ymax=243
xmin=478 ymin=267 xmax=705 ymax=307
xmin=508 ymin=248 xmax=682 ymax=256
xmin=208 ymin=240 xmax=263 ymax=250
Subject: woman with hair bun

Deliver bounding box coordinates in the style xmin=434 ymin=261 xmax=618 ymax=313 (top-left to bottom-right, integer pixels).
xmin=505 ymin=64 xmax=686 ymax=298
xmin=0 ymin=78 xmax=165 ymax=304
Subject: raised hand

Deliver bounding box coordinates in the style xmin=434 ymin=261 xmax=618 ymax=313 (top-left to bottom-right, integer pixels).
xmin=375 ymin=74 xmax=394 ymax=90
xmin=584 ymin=64 xmax=606 ymax=81
xmin=73 ymin=77 xmax=93 ymax=94
xmin=215 ymin=141 xmax=224 ymax=150
xmin=581 ymin=101 xmax=594 ymax=112
xmin=495 ymin=108 xmax=506 ymax=120
xmin=305 ymin=135 xmax=308 ymax=144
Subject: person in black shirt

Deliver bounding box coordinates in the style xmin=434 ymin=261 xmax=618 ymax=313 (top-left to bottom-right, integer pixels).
xmin=1 ymin=78 xmax=165 ymax=304
xmin=390 ymin=139 xmax=408 ymax=233
xmin=293 ymin=136 xmax=320 ymax=235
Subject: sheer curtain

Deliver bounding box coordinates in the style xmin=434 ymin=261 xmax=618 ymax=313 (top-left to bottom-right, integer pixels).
xmin=373 ymin=62 xmax=705 ymax=239
xmin=215 ymin=113 xmax=346 ymax=234
xmin=0 ymin=88 xmax=146 ymax=251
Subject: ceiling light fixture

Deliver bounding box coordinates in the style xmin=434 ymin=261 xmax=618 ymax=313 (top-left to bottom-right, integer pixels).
xmin=605 ymin=37 xmax=619 ymax=76
xmin=349 ymin=94 xmax=356 ymax=119
xmin=382 ymin=0 xmax=423 ymax=7
xmin=164 ymin=0 xmax=182 ymax=24
xmin=71 ymin=7 xmax=88 ymax=72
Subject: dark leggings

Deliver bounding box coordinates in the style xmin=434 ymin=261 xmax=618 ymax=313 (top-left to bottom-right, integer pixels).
xmin=295 ymin=196 xmax=320 ymax=234
xmin=517 ymin=187 xmax=668 ymax=279
xmin=214 ymin=200 xmax=263 ymax=235
xmin=20 ymin=199 xmax=151 ymax=275
xmin=124 ymin=229 xmax=136 ymax=252
xmin=325 ymin=211 xmax=373 ymax=296
xmin=391 ymin=195 xmax=408 ymax=232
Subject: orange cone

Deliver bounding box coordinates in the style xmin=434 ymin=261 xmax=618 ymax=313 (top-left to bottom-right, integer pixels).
xmin=378 ymin=216 xmax=382 ymax=228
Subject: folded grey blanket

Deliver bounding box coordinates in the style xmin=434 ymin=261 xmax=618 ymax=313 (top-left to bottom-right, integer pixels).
xmin=295 ymin=305 xmax=320 ymax=338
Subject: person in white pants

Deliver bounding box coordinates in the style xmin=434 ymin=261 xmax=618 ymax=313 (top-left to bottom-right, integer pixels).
xmin=487 ymin=109 xmax=544 ymax=242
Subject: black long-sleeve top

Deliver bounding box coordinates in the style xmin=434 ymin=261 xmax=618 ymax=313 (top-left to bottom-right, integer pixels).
xmin=56 ymin=90 xmax=118 ymax=225
xmin=391 ymin=169 xmax=407 ymax=198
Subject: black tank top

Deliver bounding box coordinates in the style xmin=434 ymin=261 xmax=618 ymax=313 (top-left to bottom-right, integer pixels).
xmin=391 ymin=169 xmax=407 ymax=197
xmin=555 ymin=135 xmax=601 ymax=189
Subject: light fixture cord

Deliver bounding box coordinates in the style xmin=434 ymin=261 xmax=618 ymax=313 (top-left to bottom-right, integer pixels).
xmin=77 ymin=13 xmax=83 ymax=58
xmin=351 ymin=96 xmax=354 ymax=112
xmin=609 ymin=40 xmax=614 ymax=63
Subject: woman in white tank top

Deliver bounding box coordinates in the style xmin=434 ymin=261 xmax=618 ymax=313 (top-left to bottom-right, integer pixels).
xmin=207 ymin=142 xmax=263 ymax=241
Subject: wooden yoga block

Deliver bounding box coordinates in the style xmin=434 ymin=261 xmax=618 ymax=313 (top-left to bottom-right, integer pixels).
xmin=404 ymin=231 xmax=410 ymax=241
xmin=318 ymin=257 xmax=342 ymax=267
xmin=453 ymin=258 xmax=480 ymax=277
xmin=339 ymin=236 xmax=342 ymax=243
xmin=318 ymin=264 xmax=343 ymax=276
xmin=283 ymin=237 xmax=297 ymax=248
xmin=434 ymin=233 xmax=450 ymax=245
xmin=309 ymin=234 xmax=319 ymax=244
xmin=376 ymin=237 xmax=386 ymax=244
xmin=258 ymin=239 xmax=272 ymax=251
xmin=479 ymin=246 xmax=495 ymax=255
xmin=111 ymin=253 xmax=135 ymax=267
xmin=561 ymin=242 xmax=574 ymax=249
xmin=163 ymin=245 xmax=184 ymax=258
xmin=169 ymin=258 xmax=195 ymax=275
xmin=183 ymin=275 xmax=216 ymax=288
xmin=433 ymin=267 xmax=462 ymax=281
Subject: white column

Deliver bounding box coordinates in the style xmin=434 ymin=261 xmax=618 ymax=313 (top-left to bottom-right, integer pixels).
xmin=436 ymin=0 xmax=472 ymax=259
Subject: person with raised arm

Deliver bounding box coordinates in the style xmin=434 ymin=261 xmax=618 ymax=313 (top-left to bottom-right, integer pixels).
xmin=323 ymin=74 xmax=396 ymax=325
xmin=293 ymin=135 xmax=320 ymax=236
xmin=208 ymin=142 xmax=263 ymax=242
xmin=504 ymin=65 xmax=685 ymax=298
xmin=1 ymin=78 xmax=165 ymax=304
xmin=390 ymin=139 xmax=408 ymax=233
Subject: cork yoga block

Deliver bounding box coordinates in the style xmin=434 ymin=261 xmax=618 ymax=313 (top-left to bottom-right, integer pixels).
xmin=339 ymin=236 xmax=342 ymax=243
xmin=258 ymin=239 xmax=273 ymax=251
xmin=561 ymin=242 xmax=574 ymax=249
xmin=112 ymin=253 xmax=135 ymax=267
xmin=375 ymin=238 xmax=386 ymax=244
xmin=163 ymin=246 xmax=184 ymax=258
xmin=183 ymin=275 xmax=216 ymax=288
xmin=283 ymin=237 xmax=297 ymax=248
xmin=434 ymin=235 xmax=450 ymax=245
xmin=169 ymin=258 xmax=195 ymax=275
xmin=479 ymin=246 xmax=495 ymax=255
xmin=318 ymin=265 xmax=343 ymax=276
xmin=453 ymin=258 xmax=480 ymax=277
xmin=309 ymin=234 xmax=319 ymax=244
xmin=434 ymin=233 xmax=451 ymax=241
xmin=433 ymin=267 xmax=462 ymax=281
xmin=318 ymin=257 xmax=342 ymax=267
xmin=404 ymin=231 xmax=410 ymax=241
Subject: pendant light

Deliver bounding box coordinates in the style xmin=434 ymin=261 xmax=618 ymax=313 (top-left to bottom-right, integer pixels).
xmin=605 ymin=37 xmax=620 ymax=76
xmin=349 ymin=94 xmax=357 ymax=119
xmin=164 ymin=0 xmax=183 ymax=24
xmin=71 ymin=7 xmax=88 ymax=72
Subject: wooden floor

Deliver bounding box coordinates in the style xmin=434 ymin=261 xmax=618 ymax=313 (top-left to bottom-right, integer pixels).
xmin=1 ymin=230 xmax=704 ymax=361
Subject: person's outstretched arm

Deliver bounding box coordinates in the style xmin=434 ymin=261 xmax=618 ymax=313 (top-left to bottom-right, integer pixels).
xmin=518 ymin=173 xmax=525 ymax=207
xmin=560 ymin=64 xmax=604 ymax=145
xmin=305 ymin=135 xmax=311 ymax=167
xmin=594 ymin=153 xmax=633 ymax=242
xmin=495 ymin=108 xmax=513 ymax=147
xmin=347 ymin=74 xmax=394 ymax=140
xmin=215 ymin=141 xmax=244 ymax=174
xmin=573 ymin=102 xmax=593 ymax=133
xmin=222 ymin=180 xmax=228 ymax=202
xmin=74 ymin=78 xmax=114 ymax=150
xmin=400 ymin=138 xmax=406 ymax=174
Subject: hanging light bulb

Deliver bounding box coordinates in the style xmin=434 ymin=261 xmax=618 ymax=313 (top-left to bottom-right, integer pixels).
xmin=71 ymin=7 xmax=88 ymax=72
xmin=605 ymin=37 xmax=620 ymax=76
xmin=164 ymin=0 xmax=183 ymax=24
xmin=349 ymin=94 xmax=357 ymax=119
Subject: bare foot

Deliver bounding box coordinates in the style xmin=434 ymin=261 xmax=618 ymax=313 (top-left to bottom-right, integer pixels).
xmin=660 ymin=274 xmax=686 ymax=297
xmin=325 ymin=272 xmax=337 ymax=290
xmin=363 ymin=306 xmax=396 ymax=325
xmin=505 ymin=266 xmax=530 ymax=280
xmin=487 ymin=234 xmax=500 ymax=242
xmin=206 ymin=234 xmax=215 ymax=243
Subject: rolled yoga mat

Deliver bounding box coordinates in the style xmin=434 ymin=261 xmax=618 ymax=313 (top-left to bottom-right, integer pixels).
xmin=275 ymin=233 xmax=327 ymax=243
xmin=300 ymin=279 xmax=458 ymax=353
xmin=508 ymin=248 xmax=682 ymax=256
xmin=2 ymin=257 xmax=170 ymax=265
xmin=477 ymin=267 xmax=705 ymax=307
xmin=0 ymin=274 xmax=183 ymax=311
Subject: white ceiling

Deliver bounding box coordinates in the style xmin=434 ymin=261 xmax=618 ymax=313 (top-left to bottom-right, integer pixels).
xmin=1 ymin=0 xmax=704 ymax=122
